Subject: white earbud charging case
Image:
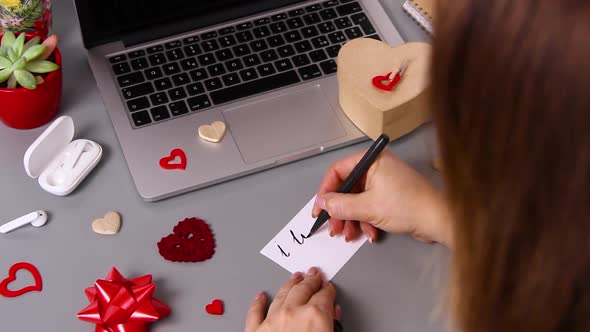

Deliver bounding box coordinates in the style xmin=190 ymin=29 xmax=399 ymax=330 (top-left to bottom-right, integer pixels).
xmin=23 ymin=116 xmax=103 ymax=196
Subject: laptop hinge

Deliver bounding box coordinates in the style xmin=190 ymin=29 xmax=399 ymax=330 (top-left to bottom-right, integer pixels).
xmin=121 ymin=0 xmax=304 ymax=47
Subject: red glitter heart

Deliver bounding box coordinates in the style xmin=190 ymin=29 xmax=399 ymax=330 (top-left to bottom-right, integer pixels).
xmin=157 ymin=218 xmax=216 ymax=262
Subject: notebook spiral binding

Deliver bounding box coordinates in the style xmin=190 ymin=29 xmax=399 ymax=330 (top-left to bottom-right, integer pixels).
xmin=402 ymin=0 xmax=433 ymax=35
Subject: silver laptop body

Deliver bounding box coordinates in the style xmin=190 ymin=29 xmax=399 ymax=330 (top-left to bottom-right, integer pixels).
xmin=75 ymin=0 xmax=403 ymax=201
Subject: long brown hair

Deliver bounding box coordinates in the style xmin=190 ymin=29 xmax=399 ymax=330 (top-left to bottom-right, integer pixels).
xmin=432 ymin=0 xmax=590 ymax=331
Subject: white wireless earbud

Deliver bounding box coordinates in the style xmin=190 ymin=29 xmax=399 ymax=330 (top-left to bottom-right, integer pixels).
xmin=0 ymin=211 xmax=48 ymax=234
xmin=63 ymin=141 xmax=87 ymax=169
xmin=47 ymin=142 xmax=90 ymax=186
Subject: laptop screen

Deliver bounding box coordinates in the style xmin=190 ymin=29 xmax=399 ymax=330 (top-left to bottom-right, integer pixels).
xmin=74 ymin=0 xmax=306 ymax=48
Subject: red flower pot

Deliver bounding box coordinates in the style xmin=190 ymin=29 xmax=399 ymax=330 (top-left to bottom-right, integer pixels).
xmin=0 ymin=33 xmax=62 ymax=130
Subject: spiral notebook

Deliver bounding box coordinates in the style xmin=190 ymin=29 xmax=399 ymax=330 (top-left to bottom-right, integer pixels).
xmin=402 ymin=0 xmax=435 ymax=34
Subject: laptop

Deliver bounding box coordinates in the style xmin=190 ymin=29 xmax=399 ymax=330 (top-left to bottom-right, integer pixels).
xmin=73 ymin=0 xmax=403 ymax=201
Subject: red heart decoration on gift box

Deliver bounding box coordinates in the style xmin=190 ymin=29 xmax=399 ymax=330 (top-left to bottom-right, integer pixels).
xmin=157 ymin=218 xmax=216 ymax=262
xmin=0 ymin=262 xmax=43 ymax=298
xmin=159 ymin=148 xmax=187 ymax=170
xmin=371 ymin=72 xmax=401 ymax=91
xmin=205 ymin=299 xmax=224 ymax=315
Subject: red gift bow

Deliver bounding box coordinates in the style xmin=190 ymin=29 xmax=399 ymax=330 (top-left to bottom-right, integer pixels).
xmin=77 ymin=267 xmax=170 ymax=332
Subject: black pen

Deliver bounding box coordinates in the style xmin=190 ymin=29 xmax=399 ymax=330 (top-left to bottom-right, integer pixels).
xmin=308 ymin=134 xmax=391 ymax=237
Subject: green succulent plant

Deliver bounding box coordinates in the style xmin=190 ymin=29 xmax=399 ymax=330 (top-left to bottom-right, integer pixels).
xmin=0 ymin=31 xmax=60 ymax=89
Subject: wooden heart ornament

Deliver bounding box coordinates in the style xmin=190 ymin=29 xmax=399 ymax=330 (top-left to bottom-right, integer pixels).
xmin=92 ymin=211 xmax=121 ymax=235
xmin=337 ymin=38 xmax=432 ymax=140
xmin=0 ymin=262 xmax=43 ymax=298
xmin=198 ymin=121 xmax=227 ymax=143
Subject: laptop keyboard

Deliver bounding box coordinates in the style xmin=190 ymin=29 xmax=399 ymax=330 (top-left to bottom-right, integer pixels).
xmin=109 ymin=0 xmax=381 ymax=128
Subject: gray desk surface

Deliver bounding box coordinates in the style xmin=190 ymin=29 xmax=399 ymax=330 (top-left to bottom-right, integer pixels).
xmin=0 ymin=1 xmax=448 ymax=331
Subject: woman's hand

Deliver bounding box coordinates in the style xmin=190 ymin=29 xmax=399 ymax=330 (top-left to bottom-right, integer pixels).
xmin=245 ymin=267 xmax=341 ymax=332
xmin=312 ymin=149 xmax=453 ymax=247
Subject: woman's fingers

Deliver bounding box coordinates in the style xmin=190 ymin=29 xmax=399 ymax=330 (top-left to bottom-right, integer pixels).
xmin=334 ymin=304 xmax=342 ymax=320
xmin=312 ymin=168 xmax=346 ymax=218
xmin=267 ymin=272 xmax=303 ymax=316
xmin=312 ymin=153 xmax=366 ymax=217
xmin=318 ymin=192 xmax=372 ymax=223
xmin=333 ymin=220 xmax=378 ymax=242
xmin=329 ymin=218 xmax=345 ymax=236
xmin=284 ymin=267 xmax=323 ymax=306
xmin=360 ymin=222 xmax=379 ymax=243
xmin=343 ymin=220 xmax=358 ymax=242
xmin=307 ymin=282 xmax=337 ymax=315
xmin=245 ymin=292 xmax=267 ymax=332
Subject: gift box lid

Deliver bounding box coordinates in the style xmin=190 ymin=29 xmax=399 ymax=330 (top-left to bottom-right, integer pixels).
xmin=23 ymin=116 xmax=75 ymax=178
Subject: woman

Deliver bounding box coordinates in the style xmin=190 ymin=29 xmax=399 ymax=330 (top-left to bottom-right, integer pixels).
xmin=245 ymin=0 xmax=590 ymax=331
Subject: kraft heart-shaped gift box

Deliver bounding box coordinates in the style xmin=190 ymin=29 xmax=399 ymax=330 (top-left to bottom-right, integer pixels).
xmin=337 ymin=38 xmax=432 ymax=140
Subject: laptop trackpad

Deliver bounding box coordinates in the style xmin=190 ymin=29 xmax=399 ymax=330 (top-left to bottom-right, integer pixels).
xmin=223 ymin=86 xmax=346 ymax=164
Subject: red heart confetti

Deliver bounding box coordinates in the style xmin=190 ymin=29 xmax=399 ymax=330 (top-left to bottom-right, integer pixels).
xmin=205 ymin=299 xmax=224 ymax=316
xmin=157 ymin=218 xmax=216 ymax=262
xmin=0 ymin=262 xmax=43 ymax=298
xmin=159 ymin=148 xmax=187 ymax=170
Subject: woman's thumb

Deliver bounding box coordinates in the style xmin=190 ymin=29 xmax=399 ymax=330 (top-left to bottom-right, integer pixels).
xmin=316 ymin=192 xmax=371 ymax=222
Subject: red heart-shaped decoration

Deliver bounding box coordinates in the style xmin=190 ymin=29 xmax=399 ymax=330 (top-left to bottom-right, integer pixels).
xmin=0 ymin=262 xmax=43 ymax=298
xmin=205 ymin=299 xmax=224 ymax=315
xmin=157 ymin=218 xmax=216 ymax=262
xmin=159 ymin=148 xmax=187 ymax=170
xmin=372 ymin=72 xmax=401 ymax=91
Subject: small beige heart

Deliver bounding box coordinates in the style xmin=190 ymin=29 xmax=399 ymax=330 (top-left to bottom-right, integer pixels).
xmin=92 ymin=212 xmax=121 ymax=235
xmin=198 ymin=121 xmax=227 ymax=143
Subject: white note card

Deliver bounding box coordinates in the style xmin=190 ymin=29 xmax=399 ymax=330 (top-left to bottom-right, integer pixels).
xmin=261 ymin=196 xmax=367 ymax=280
